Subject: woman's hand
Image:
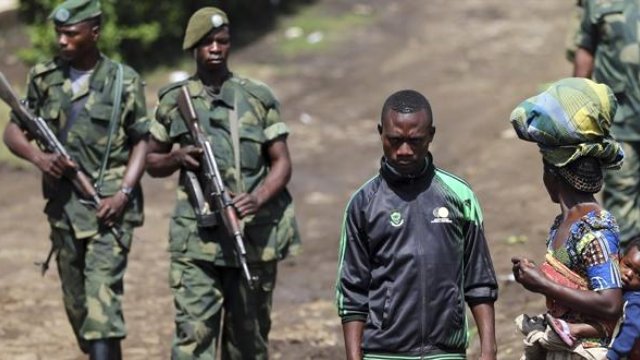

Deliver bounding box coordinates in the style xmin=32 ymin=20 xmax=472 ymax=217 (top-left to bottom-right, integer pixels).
xmin=512 ymin=257 xmax=550 ymax=294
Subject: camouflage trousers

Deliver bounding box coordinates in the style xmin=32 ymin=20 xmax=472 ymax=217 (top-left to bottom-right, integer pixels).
xmin=169 ymin=257 xmax=277 ymax=360
xmin=603 ymin=141 xmax=640 ymax=248
xmin=50 ymin=225 xmax=132 ymax=352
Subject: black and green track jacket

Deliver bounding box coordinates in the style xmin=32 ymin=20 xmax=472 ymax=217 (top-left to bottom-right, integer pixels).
xmin=335 ymin=156 xmax=498 ymax=360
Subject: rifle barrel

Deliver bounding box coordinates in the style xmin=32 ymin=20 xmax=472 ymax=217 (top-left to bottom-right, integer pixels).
xmin=0 ymin=72 xmax=22 ymax=109
xmin=0 ymin=72 xmax=126 ymax=246
xmin=176 ymin=85 xmax=255 ymax=289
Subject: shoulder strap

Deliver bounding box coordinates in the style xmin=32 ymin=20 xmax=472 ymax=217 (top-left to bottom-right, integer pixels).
xmin=95 ymin=63 xmax=124 ymax=194
xmin=229 ymin=93 xmax=243 ymax=192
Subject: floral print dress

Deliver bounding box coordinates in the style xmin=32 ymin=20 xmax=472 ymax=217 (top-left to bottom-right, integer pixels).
xmin=546 ymin=209 xmax=622 ymax=347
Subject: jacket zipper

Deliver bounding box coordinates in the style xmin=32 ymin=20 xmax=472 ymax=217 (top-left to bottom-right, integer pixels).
xmin=415 ymin=198 xmax=426 ymax=357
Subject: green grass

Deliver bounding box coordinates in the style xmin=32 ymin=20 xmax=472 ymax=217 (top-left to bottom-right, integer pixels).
xmin=276 ymin=4 xmax=375 ymax=57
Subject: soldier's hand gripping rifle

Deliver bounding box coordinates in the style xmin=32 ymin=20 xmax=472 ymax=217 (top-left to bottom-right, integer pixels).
xmin=0 ymin=72 xmax=124 ymax=274
xmin=176 ymin=85 xmax=254 ymax=289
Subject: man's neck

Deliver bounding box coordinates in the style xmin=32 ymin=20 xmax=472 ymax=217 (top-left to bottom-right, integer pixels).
xmin=68 ymin=48 xmax=100 ymax=71
xmin=386 ymin=158 xmax=428 ymax=178
xmin=198 ymin=67 xmax=231 ymax=91
xmin=380 ymin=156 xmax=432 ymax=186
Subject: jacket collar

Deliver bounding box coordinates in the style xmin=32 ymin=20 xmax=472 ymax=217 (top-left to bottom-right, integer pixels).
xmin=380 ymin=153 xmax=435 ymax=186
xmin=55 ymin=54 xmax=110 ymax=100
xmin=188 ymin=73 xmax=236 ymax=109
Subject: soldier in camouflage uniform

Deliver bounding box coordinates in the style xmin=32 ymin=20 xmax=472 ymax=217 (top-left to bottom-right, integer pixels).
xmin=565 ymin=0 xmax=584 ymax=63
xmin=574 ymin=0 xmax=640 ymax=248
xmin=146 ymin=7 xmax=301 ymax=360
xmin=2 ymin=0 xmax=150 ymax=358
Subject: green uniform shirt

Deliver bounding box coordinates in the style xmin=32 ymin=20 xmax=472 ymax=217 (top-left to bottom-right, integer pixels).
xmin=577 ymin=0 xmax=640 ymax=141
xmin=152 ymin=74 xmax=301 ymax=265
xmin=11 ymin=55 xmax=150 ymax=238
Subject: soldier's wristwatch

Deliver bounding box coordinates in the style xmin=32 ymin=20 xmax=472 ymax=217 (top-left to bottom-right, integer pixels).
xmin=119 ymin=186 xmax=134 ymax=200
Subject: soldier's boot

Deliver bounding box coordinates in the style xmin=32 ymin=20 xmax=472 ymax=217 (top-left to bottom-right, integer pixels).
xmin=88 ymin=339 xmax=121 ymax=360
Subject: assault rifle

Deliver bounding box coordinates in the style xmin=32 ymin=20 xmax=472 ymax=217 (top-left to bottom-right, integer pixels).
xmin=0 ymin=72 xmax=124 ymax=274
xmin=176 ymin=85 xmax=254 ymax=289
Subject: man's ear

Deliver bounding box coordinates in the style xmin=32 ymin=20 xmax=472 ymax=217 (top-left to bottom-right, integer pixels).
xmin=91 ymin=26 xmax=100 ymax=41
xmin=430 ymin=126 xmax=436 ymax=137
xmin=377 ymin=123 xmax=383 ymax=135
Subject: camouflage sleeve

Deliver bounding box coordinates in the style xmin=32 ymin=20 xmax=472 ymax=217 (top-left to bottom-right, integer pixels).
xmin=122 ymin=72 xmax=151 ymax=142
xmin=150 ymin=90 xmax=178 ymax=144
xmin=243 ymin=78 xmax=290 ymax=141
xmin=565 ymin=2 xmax=585 ymax=62
xmin=148 ymin=117 xmax=169 ymax=143
xmin=576 ymin=0 xmax=597 ymax=53
xmin=263 ymin=101 xmax=289 ymax=142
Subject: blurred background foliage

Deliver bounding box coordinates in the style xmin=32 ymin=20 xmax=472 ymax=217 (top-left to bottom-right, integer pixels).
xmin=18 ymin=0 xmax=315 ymax=71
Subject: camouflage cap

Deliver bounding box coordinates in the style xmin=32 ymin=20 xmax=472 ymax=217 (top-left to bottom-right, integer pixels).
xmin=183 ymin=7 xmax=229 ymax=50
xmin=49 ymin=0 xmax=102 ymax=25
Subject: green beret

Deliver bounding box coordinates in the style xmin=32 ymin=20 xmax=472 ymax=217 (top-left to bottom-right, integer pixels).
xmin=183 ymin=7 xmax=229 ymax=50
xmin=49 ymin=0 xmax=102 ymax=25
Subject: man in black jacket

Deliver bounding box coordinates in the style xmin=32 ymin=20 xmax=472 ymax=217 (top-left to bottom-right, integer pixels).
xmin=335 ymin=90 xmax=498 ymax=360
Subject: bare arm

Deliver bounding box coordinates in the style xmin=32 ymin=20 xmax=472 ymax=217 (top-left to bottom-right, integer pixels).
xmin=512 ymin=257 xmax=622 ymax=320
xmin=573 ymin=47 xmax=594 ymax=78
xmin=233 ymin=136 xmax=292 ymax=217
xmin=3 ymin=121 xmax=75 ymax=178
xmin=145 ymin=137 xmax=201 ymax=178
xmin=342 ymin=321 xmax=364 ymax=360
xmin=120 ymin=136 xmax=149 ymax=191
xmin=96 ymin=136 xmax=149 ymax=224
xmin=470 ymin=302 xmax=497 ymax=360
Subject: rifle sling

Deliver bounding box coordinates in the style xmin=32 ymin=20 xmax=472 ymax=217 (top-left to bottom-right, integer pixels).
xmin=228 ymin=93 xmax=243 ymax=193
xmin=95 ymin=63 xmax=124 ymax=194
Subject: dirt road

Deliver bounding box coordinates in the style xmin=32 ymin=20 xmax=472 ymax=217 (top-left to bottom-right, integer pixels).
xmin=0 ymin=0 xmax=574 ymax=358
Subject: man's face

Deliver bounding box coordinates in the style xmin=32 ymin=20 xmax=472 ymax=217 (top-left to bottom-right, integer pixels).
xmin=379 ymin=109 xmax=435 ymax=174
xmin=620 ymin=246 xmax=640 ymax=291
xmin=194 ymin=27 xmax=231 ymax=71
xmin=55 ymin=21 xmax=98 ymax=62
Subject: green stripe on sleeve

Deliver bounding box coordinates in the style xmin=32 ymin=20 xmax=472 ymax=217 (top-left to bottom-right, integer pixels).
xmin=334 ymin=175 xmax=377 ymax=315
xmin=435 ymin=169 xmax=483 ymax=224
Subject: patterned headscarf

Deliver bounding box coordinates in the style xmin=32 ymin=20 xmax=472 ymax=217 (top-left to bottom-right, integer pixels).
xmin=510 ymin=77 xmax=624 ymax=169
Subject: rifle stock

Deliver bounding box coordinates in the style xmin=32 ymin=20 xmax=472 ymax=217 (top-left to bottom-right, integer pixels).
xmin=176 ymin=85 xmax=254 ymax=289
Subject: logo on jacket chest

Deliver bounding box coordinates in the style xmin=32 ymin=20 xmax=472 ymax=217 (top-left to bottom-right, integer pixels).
xmin=389 ymin=210 xmax=404 ymax=228
xmin=431 ymin=206 xmax=452 ymax=223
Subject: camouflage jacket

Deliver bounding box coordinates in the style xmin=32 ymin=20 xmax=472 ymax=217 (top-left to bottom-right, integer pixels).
xmin=577 ymin=0 xmax=640 ymax=140
xmin=152 ymin=74 xmax=301 ymax=265
xmin=565 ymin=0 xmax=585 ymax=62
xmin=11 ymin=55 xmax=150 ymax=238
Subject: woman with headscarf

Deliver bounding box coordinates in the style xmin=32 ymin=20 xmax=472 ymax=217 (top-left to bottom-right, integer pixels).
xmin=510 ymin=78 xmax=624 ymax=360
